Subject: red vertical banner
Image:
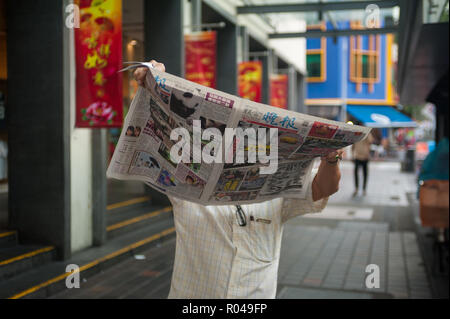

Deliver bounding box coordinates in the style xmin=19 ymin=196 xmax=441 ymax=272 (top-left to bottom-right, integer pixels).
xmin=238 ymin=61 xmax=262 ymax=102
xmin=75 ymin=0 xmax=123 ymax=127
xmin=270 ymin=74 xmax=288 ymax=109
xmin=185 ymin=31 xmax=217 ymax=88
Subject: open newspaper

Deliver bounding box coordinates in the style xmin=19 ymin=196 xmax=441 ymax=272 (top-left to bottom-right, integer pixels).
xmin=107 ymin=62 xmax=371 ymax=205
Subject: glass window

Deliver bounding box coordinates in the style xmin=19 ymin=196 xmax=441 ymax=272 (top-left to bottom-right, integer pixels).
xmin=306 ymin=23 xmax=326 ymax=82
xmin=350 ymin=49 xmax=379 ymax=82
xmin=362 ymin=54 xmax=369 ymax=79
xmin=307 ymin=53 xmax=322 ymax=78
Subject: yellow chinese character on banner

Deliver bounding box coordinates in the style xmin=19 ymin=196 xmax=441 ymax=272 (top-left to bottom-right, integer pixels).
xmin=84 ymin=51 xmax=107 ymax=69
xmin=98 ymin=43 xmax=111 ymax=58
xmin=84 ymin=34 xmax=98 ymax=49
xmin=93 ymin=71 xmax=106 ymax=86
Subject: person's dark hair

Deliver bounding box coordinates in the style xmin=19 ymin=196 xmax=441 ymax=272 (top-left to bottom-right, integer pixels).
xmin=186 ymin=175 xmax=195 ymax=183
xmin=126 ymin=126 xmax=135 ymax=135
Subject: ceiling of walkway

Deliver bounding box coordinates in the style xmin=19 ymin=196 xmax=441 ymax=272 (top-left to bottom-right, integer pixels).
xmin=231 ymin=0 xmax=400 ymax=32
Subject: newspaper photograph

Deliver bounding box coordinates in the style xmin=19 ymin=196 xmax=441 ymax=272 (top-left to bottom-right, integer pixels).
xmin=106 ymin=62 xmax=372 ymax=205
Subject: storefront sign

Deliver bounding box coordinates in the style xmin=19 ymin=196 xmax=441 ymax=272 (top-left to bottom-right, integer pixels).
xmin=185 ymin=31 xmax=217 ymax=88
xmin=75 ymin=0 xmax=123 ymax=127
xmin=238 ymin=61 xmax=262 ymax=102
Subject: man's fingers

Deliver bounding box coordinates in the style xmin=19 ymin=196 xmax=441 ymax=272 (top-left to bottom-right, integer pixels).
xmin=134 ymin=67 xmax=147 ymax=81
xmin=152 ymin=61 xmax=166 ymax=72
xmin=133 ymin=60 xmax=165 ymax=87
xmin=134 ymin=67 xmax=148 ymax=87
xmin=322 ymin=149 xmax=344 ymax=162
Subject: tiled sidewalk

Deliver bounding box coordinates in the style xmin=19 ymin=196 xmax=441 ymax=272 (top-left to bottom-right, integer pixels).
xmin=276 ymin=222 xmax=431 ymax=299
xmin=277 ymin=161 xmax=433 ymax=299
xmin=328 ymin=161 xmax=417 ymax=207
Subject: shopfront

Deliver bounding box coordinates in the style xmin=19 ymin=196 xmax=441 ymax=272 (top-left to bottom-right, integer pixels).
xmin=346 ymin=104 xmax=417 ymax=160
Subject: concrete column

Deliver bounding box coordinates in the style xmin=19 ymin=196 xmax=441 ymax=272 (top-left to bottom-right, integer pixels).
xmin=201 ymin=1 xmax=238 ymax=94
xmin=65 ymin=0 xmax=95 ymax=254
xmin=263 ymin=54 xmax=271 ymax=105
xmin=144 ymin=0 xmax=184 ymax=77
xmin=143 ymin=0 xmax=184 ymax=206
xmin=7 ymin=0 xmax=71 ymax=259
xmin=297 ymin=72 xmax=307 ymax=114
xmin=191 ymin=0 xmax=202 ymax=32
xmin=269 ymin=49 xmax=277 ymax=75
xmin=216 ymin=23 xmax=238 ymax=95
xmin=287 ymin=65 xmax=297 ymax=112
xmin=91 ymin=129 xmax=107 ymax=246
xmin=199 ymin=1 xmax=238 ymax=94
xmin=264 ymin=50 xmax=275 ymax=105
xmin=239 ymin=26 xmax=249 ymax=63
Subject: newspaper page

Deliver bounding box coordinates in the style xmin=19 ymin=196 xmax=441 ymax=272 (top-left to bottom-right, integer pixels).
xmin=107 ymin=62 xmax=371 ymax=205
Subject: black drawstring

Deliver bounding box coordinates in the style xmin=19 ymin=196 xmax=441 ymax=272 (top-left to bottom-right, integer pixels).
xmin=235 ymin=205 xmax=247 ymax=227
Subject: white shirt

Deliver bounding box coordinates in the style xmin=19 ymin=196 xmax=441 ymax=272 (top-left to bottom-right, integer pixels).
xmin=167 ymin=172 xmax=328 ymax=299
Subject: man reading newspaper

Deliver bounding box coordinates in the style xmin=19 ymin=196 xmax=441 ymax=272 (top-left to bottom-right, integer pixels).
xmin=133 ymin=60 xmax=343 ymax=299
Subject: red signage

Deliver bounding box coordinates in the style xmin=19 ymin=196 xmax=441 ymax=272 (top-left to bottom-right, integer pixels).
xmin=75 ymin=0 xmax=123 ymax=127
xmin=270 ymin=74 xmax=288 ymax=109
xmin=238 ymin=61 xmax=262 ymax=102
xmin=185 ymin=31 xmax=217 ymax=88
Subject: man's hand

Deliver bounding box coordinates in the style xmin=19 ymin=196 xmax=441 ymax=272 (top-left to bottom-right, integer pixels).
xmin=311 ymin=149 xmax=343 ymax=201
xmin=133 ymin=59 xmax=166 ymax=87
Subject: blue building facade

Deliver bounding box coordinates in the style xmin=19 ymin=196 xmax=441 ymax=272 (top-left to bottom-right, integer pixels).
xmin=305 ymin=20 xmax=409 ymax=131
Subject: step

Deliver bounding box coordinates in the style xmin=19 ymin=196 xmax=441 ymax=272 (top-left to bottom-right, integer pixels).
xmin=0 ymin=215 xmax=175 ymax=299
xmin=0 ymin=230 xmax=18 ymax=249
xmin=107 ymin=202 xmax=165 ymax=225
xmin=106 ymin=196 xmax=152 ymax=214
xmin=0 ymin=245 xmax=56 ymax=281
xmin=107 ymin=205 xmax=173 ymax=240
xmin=48 ymin=238 xmax=175 ymax=299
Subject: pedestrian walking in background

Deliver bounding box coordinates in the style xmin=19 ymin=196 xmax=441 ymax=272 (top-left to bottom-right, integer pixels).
xmin=352 ymin=130 xmax=374 ymax=197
